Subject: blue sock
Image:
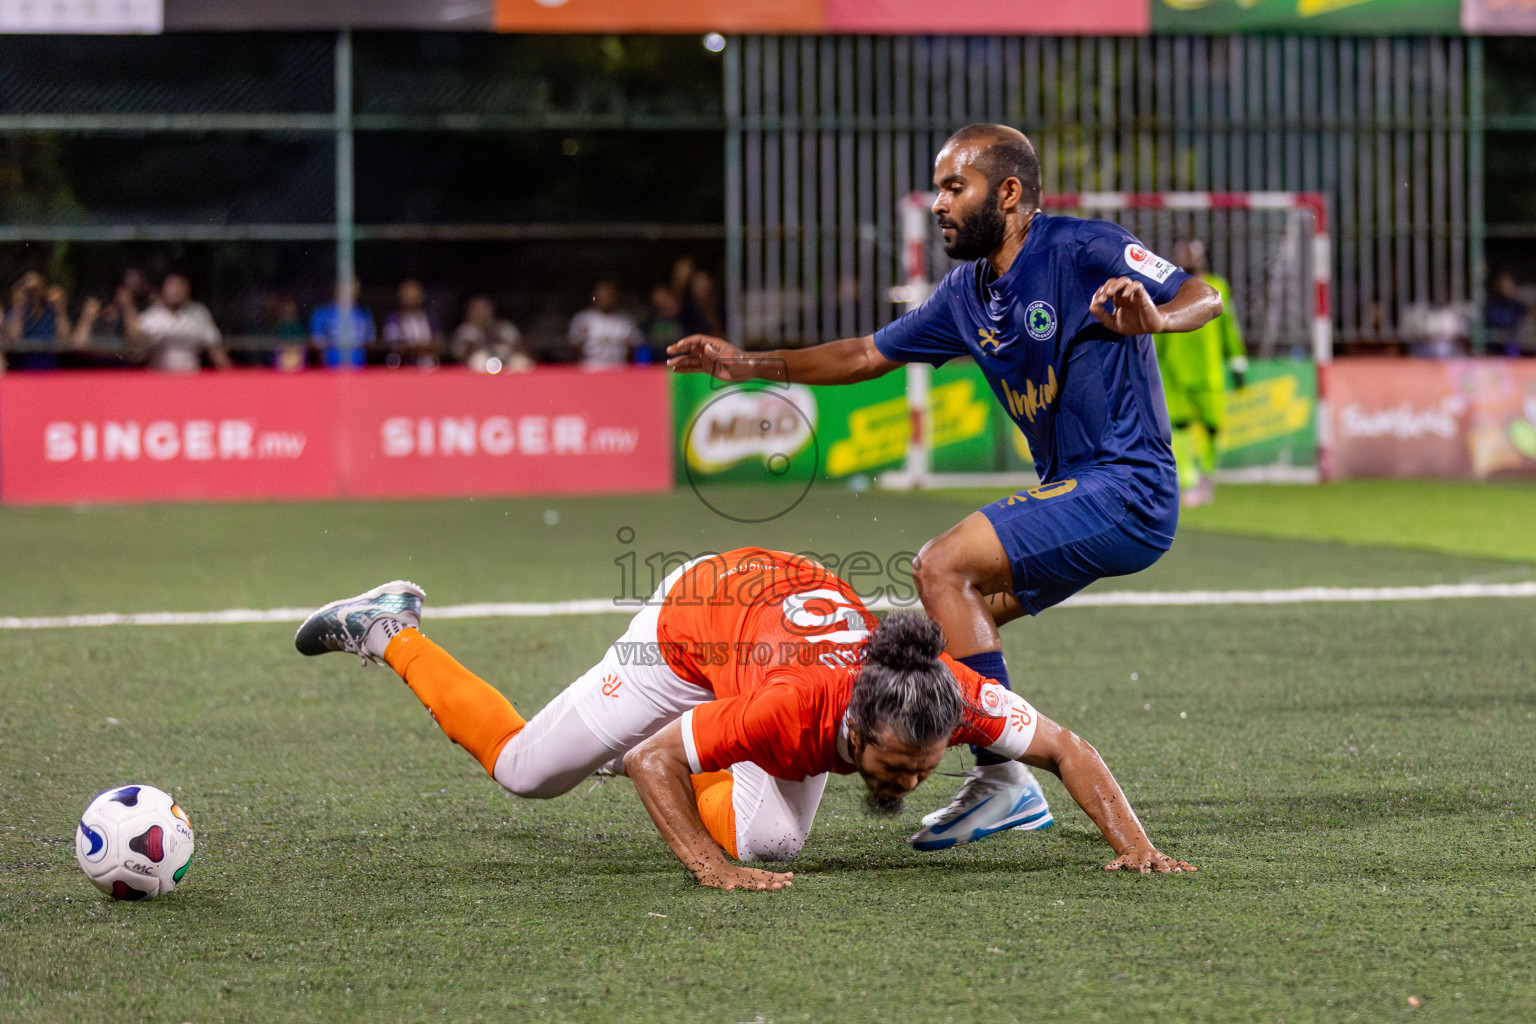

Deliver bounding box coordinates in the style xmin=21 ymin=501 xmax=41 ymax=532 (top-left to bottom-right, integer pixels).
xmin=957 ymin=651 xmax=1011 ymax=765
xmin=957 ymin=650 xmax=1010 ymax=689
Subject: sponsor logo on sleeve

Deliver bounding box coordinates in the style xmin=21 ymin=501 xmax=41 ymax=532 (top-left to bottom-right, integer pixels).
xmin=1124 ymin=244 xmax=1177 ymax=284
xmin=977 ymin=680 xmax=1010 ymax=718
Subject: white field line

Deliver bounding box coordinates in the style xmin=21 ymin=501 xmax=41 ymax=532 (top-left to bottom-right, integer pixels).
xmin=1051 ymin=582 xmax=1536 ymax=607
xmin=2 ymin=582 xmax=1535 ymax=630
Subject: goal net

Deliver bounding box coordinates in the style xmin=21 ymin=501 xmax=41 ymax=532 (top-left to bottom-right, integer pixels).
xmin=882 ymin=191 xmax=1331 ymax=490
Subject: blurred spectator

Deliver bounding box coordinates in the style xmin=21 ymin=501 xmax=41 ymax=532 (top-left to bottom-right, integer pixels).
xmin=4 ymin=272 xmax=72 ymax=370
xmin=637 ymin=284 xmax=685 ymax=365
xmin=75 ymin=285 xmax=140 ymax=343
xmin=270 ymin=296 xmax=308 ymax=372
xmin=669 ymin=256 xmax=696 ymax=306
xmin=309 ymin=278 xmax=375 ymax=369
xmin=451 ymin=295 xmax=531 ymax=373
xmin=136 ymin=273 xmax=231 ymax=372
xmin=1402 ymin=303 xmax=1469 ymax=359
xmin=70 ymin=286 xmax=142 ymax=368
xmin=120 ymin=267 xmax=155 ymax=311
xmin=569 ymin=280 xmax=641 ymax=369
xmin=381 ymin=278 xmax=442 ymax=369
xmin=1487 ymin=272 xmax=1527 ymax=357
xmin=683 ymin=268 xmax=726 ymax=338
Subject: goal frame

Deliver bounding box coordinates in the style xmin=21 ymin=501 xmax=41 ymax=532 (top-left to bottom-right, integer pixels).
xmin=881 ymin=190 xmax=1332 ymax=490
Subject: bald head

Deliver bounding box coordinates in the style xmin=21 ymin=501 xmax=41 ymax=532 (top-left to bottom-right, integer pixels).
xmin=931 ymin=124 xmax=1042 ymax=263
xmin=940 ymin=124 xmax=1041 ymax=208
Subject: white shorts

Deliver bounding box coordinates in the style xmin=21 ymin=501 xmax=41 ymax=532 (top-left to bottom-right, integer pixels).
xmin=490 ymin=557 xmax=832 ymax=862
xmin=492 ymin=559 xmax=709 ymax=798
xmin=728 ymin=760 xmax=827 ymax=863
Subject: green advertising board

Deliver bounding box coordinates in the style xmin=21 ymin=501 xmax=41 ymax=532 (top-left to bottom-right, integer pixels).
xmin=1214 ymin=359 xmax=1317 ymax=470
xmin=673 ymin=357 xmax=1316 ymax=488
xmin=1003 ymin=359 xmax=1317 ymax=475
xmin=673 ymin=362 xmax=999 ymax=486
xmin=1152 ymin=0 xmax=1461 ymax=34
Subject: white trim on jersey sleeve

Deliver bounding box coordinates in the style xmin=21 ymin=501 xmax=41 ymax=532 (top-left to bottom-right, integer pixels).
xmin=679 ymin=708 xmax=703 ymax=774
xmin=983 ymin=690 xmax=1042 ymax=761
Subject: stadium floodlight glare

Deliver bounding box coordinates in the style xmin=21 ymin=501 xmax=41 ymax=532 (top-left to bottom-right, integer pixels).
xmin=703 ymin=33 xmax=726 ymax=53
xmin=883 ymin=191 xmax=1333 ymax=491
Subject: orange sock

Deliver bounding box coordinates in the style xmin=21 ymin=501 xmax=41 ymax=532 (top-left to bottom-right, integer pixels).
xmin=383 ymin=628 xmax=525 ymax=775
xmin=691 ymin=770 xmax=738 ymax=859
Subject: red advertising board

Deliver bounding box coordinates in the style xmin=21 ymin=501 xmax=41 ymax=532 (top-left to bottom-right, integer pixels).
xmin=823 ymin=0 xmax=1148 ymax=34
xmin=495 ymin=0 xmax=821 ymax=32
xmin=1326 ymin=359 xmax=1536 ymax=480
xmin=335 ymin=368 xmax=673 ymax=499
xmin=493 ymin=0 xmax=1147 ymax=33
xmin=0 ymin=368 xmax=673 ymax=505
xmin=0 ymin=372 xmax=338 ymax=505
xmin=1462 ymin=0 xmax=1536 ymax=33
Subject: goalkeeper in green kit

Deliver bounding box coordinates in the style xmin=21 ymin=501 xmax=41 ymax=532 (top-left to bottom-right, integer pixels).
xmin=1153 ymin=238 xmax=1248 ymax=508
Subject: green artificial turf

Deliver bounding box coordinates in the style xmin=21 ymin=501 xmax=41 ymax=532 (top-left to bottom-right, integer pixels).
xmin=1158 ymin=479 xmax=1536 ymax=564
xmin=3 ymin=481 xmax=1534 ymax=616
xmin=941 ymin=479 xmax=1536 ymax=565
xmin=2 ymin=485 xmax=1534 ymax=1022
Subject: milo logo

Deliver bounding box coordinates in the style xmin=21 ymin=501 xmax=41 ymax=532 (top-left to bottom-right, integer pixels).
xmin=685 ymin=385 xmax=817 ymax=473
xmin=683 ymin=384 xmax=820 ymax=524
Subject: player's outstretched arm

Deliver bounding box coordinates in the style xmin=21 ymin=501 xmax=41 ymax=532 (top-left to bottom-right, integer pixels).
xmin=1019 ymin=714 xmax=1196 ymax=874
xmin=1089 ymin=275 xmax=1222 ymax=337
xmin=625 ymin=720 xmax=795 ymax=892
xmin=666 ymin=333 xmax=900 ymax=386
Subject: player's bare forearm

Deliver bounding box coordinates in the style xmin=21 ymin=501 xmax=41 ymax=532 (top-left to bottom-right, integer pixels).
xmin=1155 ymin=276 xmax=1223 ymax=333
xmin=1090 ymin=276 xmax=1222 ymax=336
xmin=1021 ymin=716 xmax=1196 ymax=874
xmin=666 ymin=333 xmax=899 ymax=386
xmin=624 ymin=722 xmax=793 ymax=891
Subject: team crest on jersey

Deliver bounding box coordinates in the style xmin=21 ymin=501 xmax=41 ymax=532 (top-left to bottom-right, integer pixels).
xmin=1024 ymin=300 xmax=1056 ymax=341
xmin=977 ymin=680 xmax=1010 ymax=718
xmin=1123 ymin=243 xmax=1177 ymax=284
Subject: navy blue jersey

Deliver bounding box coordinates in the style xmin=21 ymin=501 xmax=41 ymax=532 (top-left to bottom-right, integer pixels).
xmin=873 ymin=214 xmax=1189 ymax=546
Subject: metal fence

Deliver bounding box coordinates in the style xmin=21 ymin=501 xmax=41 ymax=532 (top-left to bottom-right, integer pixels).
xmin=726 ymin=35 xmax=1485 ymax=350
xmin=1 ymin=31 xmax=1492 ymax=351
xmin=0 ymin=31 xmax=727 ymax=341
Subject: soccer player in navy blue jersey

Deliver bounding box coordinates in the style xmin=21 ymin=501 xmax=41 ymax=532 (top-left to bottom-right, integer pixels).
xmin=668 ymin=124 xmax=1223 ymax=849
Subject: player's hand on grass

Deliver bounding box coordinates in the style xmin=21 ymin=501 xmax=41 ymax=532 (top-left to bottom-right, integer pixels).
xmin=1089 ymin=277 xmax=1167 ymax=336
xmin=667 ymin=334 xmax=752 ymax=381
xmin=1104 ymin=845 xmax=1197 ymax=874
xmin=694 ymin=862 xmax=794 ymax=891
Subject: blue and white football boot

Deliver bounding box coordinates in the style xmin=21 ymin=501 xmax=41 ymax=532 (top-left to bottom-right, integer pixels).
xmin=294 ymin=580 xmax=425 ymax=666
xmin=909 ymin=760 xmax=1053 ymax=851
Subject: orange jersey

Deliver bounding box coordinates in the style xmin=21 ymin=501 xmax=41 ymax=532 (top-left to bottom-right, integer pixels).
xmin=662 ymin=548 xmax=1041 ymax=781
xmin=656 ymin=548 xmax=874 ymax=697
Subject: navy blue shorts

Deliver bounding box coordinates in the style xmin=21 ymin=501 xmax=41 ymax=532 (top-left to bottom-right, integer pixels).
xmin=979 ymin=475 xmax=1172 ymax=616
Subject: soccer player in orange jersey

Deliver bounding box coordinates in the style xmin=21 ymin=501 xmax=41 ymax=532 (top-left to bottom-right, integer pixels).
xmin=295 ymin=548 xmax=1193 ymax=891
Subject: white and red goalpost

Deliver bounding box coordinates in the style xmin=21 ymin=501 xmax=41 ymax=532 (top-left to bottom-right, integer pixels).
xmin=883 ymin=190 xmax=1332 ymax=490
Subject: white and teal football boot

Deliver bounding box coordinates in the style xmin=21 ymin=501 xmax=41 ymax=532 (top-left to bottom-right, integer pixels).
xmin=909 ymin=760 xmax=1053 ymax=852
xmin=294 ymin=580 xmax=425 ymax=666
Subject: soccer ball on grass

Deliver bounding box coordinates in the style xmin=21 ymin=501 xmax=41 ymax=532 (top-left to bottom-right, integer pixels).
xmin=75 ymin=784 xmax=195 ymax=900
